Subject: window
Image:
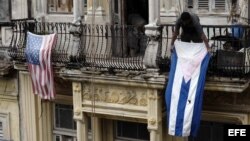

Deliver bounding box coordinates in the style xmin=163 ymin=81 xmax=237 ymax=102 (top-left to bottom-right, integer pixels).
xmin=115 ymin=121 xmax=149 ymax=141
xmin=0 ymin=122 xmax=3 ymax=139
xmin=0 ymin=113 xmax=10 ymax=140
xmin=53 ymin=103 xmax=77 ymax=141
xmin=48 ymin=0 xmax=73 ymax=14
xmin=188 ymin=0 xmax=194 ymax=8
xmin=196 ymin=0 xmax=226 ymax=12
xmin=198 ymin=0 xmax=209 ymax=10
xmin=0 ymin=0 xmax=11 ymax=22
xmin=84 ymin=0 xmax=87 ymax=8
xmin=188 ymin=121 xmax=233 ymax=141
xmin=213 ymin=0 xmax=226 ymax=11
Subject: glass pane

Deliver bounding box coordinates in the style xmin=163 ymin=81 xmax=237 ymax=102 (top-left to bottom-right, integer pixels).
xmin=56 ymin=135 xmax=61 ymax=141
xmin=63 ymin=135 xmax=74 ymax=141
xmin=48 ymin=0 xmax=73 ymax=13
xmin=55 ymin=104 xmax=76 ymax=130
xmin=116 ymin=120 xmax=149 ymax=140
xmin=0 ymin=122 xmax=3 ymax=139
xmin=114 ymin=0 xmax=118 ymax=13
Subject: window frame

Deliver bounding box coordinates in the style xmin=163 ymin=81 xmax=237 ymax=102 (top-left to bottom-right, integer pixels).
xmin=114 ymin=120 xmax=149 ymax=141
xmin=52 ymin=102 xmax=77 ymax=141
xmin=192 ymin=0 xmax=229 ymax=14
xmin=212 ymin=0 xmax=226 ymax=11
xmin=47 ymin=0 xmax=74 ymax=14
xmin=0 ymin=113 xmax=10 ymax=141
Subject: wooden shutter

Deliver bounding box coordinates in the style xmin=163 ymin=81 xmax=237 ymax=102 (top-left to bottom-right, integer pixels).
xmin=214 ymin=0 xmax=225 ymax=10
xmin=0 ymin=122 xmax=3 ymax=140
xmin=198 ymin=0 xmax=209 ymax=10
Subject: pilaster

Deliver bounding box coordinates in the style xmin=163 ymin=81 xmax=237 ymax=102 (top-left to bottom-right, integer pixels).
xmin=73 ymin=82 xmax=88 ymax=141
xmin=147 ymin=89 xmax=162 ymax=141
xmin=86 ymin=0 xmax=106 ymax=23
xmin=91 ymin=117 xmax=102 ymax=141
xmin=160 ymin=0 xmax=167 ymax=16
xmin=19 ymin=72 xmax=40 ymax=141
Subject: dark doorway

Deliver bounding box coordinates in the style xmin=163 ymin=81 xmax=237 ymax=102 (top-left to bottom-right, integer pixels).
xmin=188 ymin=121 xmax=234 ymax=141
xmin=126 ymin=0 xmax=148 ymax=25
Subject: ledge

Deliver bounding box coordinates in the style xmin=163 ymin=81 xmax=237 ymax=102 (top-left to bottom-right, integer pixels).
xmin=205 ymin=77 xmax=249 ymax=93
xmin=0 ymin=61 xmax=14 ymax=76
xmin=13 ymin=62 xmax=250 ymax=93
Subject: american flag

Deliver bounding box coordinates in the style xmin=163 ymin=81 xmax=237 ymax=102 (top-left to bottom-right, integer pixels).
xmin=25 ymin=32 xmax=57 ymax=100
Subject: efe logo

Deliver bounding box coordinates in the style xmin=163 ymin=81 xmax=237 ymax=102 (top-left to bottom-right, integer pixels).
xmin=228 ymin=129 xmax=246 ymax=136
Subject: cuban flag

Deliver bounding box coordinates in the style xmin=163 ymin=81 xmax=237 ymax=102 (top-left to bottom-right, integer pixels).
xmin=25 ymin=32 xmax=57 ymax=100
xmin=165 ymin=41 xmax=210 ymax=137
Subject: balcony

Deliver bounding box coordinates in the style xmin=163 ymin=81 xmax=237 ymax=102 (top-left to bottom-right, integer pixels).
xmin=5 ymin=20 xmax=250 ymax=92
xmin=7 ymin=20 xmax=148 ymax=72
xmin=159 ymin=24 xmax=250 ymax=92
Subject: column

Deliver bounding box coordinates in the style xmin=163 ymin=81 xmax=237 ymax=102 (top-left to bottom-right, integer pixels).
xmin=11 ymin=0 xmax=29 ymax=19
xmin=160 ymin=0 xmax=167 ymax=15
xmin=35 ymin=0 xmax=46 ymax=22
xmin=147 ymin=89 xmax=162 ymax=141
xmin=167 ymin=0 xmax=178 ymax=16
xmin=86 ymin=0 xmax=106 ymax=23
xmin=102 ymin=119 xmax=114 ymax=141
xmin=94 ymin=0 xmax=106 ymax=23
xmin=73 ymin=0 xmax=80 ymax=22
xmin=91 ymin=117 xmax=102 ymax=141
xmin=73 ymin=82 xmax=88 ymax=141
xmin=19 ymin=72 xmax=40 ymax=141
xmin=148 ymin=0 xmax=160 ymax=24
xmin=38 ymin=101 xmax=53 ymax=141
xmin=73 ymin=0 xmax=85 ymax=22
xmin=86 ymin=0 xmax=94 ymax=20
xmin=248 ymin=0 xmax=250 ymax=23
xmin=143 ymin=0 xmax=161 ymax=69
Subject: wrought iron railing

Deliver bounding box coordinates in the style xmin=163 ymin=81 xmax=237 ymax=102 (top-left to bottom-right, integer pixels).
xmin=8 ymin=19 xmax=72 ymax=65
xmin=159 ymin=24 xmax=250 ymax=78
xmin=75 ymin=24 xmax=148 ymax=71
xmin=8 ymin=20 xmax=148 ymax=71
xmin=7 ymin=20 xmax=250 ymax=77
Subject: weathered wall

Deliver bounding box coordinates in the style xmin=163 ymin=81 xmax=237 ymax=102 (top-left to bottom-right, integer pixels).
xmin=0 ymin=78 xmax=20 ymax=141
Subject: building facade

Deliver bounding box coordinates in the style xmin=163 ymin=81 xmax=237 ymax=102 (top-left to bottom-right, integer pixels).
xmin=0 ymin=0 xmax=250 ymax=141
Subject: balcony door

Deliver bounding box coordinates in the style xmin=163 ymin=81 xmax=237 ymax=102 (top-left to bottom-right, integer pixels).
xmin=111 ymin=0 xmax=126 ymax=25
xmin=111 ymin=0 xmax=148 ymax=57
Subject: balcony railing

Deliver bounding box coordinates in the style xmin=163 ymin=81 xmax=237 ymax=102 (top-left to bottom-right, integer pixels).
xmin=76 ymin=24 xmax=148 ymax=70
xmin=8 ymin=19 xmax=72 ymax=65
xmin=6 ymin=20 xmax=250 ymax=78
xmin=8 ymin=20 xmax=149 ymax=71
xmin=159 ymin=24 xmax=250 ymax=78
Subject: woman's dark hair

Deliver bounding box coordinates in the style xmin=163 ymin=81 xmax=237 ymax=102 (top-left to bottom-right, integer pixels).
xmin=181 ymin=12 xmax=191 ymax=21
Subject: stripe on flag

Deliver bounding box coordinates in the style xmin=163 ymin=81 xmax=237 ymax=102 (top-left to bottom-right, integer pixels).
xmin=165 ymin=41 xmax=210 ymax=137
xmin=25 ymin=32 xmax=57 ymax=100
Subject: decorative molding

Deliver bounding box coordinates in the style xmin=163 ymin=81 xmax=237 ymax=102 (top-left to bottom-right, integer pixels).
xmin=0 ymin=79 xmax=16 ymax=96
xmin=1 ymin=27 xmax=13 ymax=46
xmin=73 ymin=82 xmax=83 ymax=120
xmin=74 ymin=108 xmax=81 ymax=116
xmin=202 ymin=111 xmax=248 ymax=125
xmin=82 ymin=84 xmax=148 ymax=106
xmin=203 ymin=92 xmax=235 ymax=106
xmin=149 ymin=118 xmax=156 ymax=125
